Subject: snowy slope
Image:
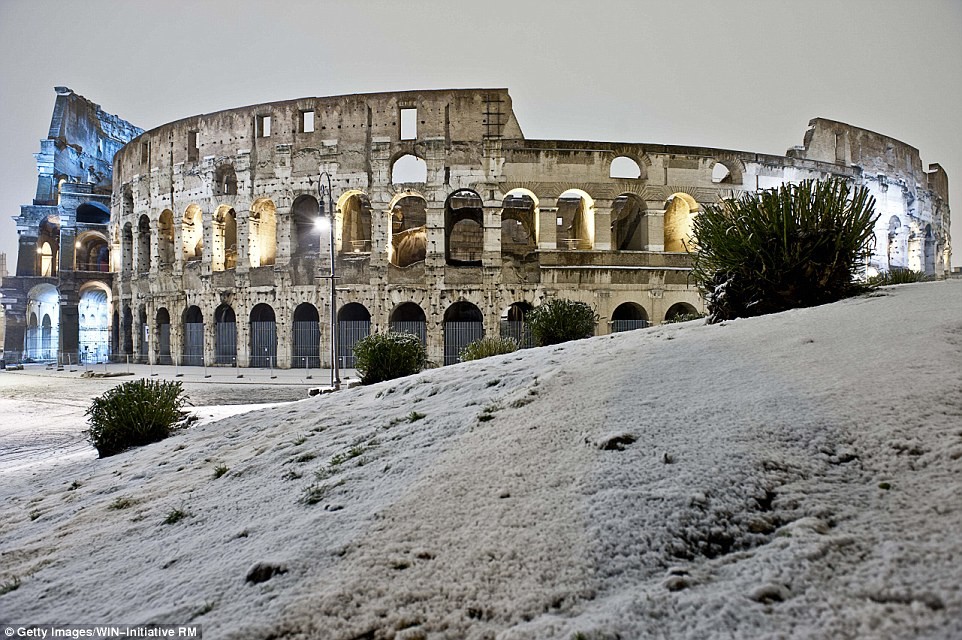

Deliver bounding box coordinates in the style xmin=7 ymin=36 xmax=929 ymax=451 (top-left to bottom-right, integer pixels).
xmin=2 ymin=281 xmax=961 ymax=639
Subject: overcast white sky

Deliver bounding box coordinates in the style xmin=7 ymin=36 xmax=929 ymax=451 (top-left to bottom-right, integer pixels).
xmin=1 ymin=0 xmax=959 ymax=268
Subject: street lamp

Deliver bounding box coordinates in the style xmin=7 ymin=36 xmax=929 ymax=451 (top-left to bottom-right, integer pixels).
xmin=317 ymin=171 xmax=340 ymax=389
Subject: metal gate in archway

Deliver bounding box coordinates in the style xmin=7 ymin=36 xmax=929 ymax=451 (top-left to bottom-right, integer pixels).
xmin=338 ymin=321 xmax=370 ymax=369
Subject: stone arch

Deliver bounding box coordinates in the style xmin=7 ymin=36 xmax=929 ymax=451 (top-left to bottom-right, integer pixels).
xmin=609 ymin=156 xmax=642 ymax=179
xmin=249 ymin=303 xmax=277 ymax=367
xmin=75 ymin=230 xmax=110 ymax=272
xmin=611 ymin=302 xmax=649 ymax=332
xmin=79 ymin=282 xmax=111 ymax=364
xmin=391 ymin=153 xmax=428 ymax=184
xmin=26 ymin=283 xmax=59 ymax=360
xmin=500 ymin=301 xmax=535 ymax=348
xmin=137 ymin=213 xmax=151 ymax=272
xmin=183 ymin=204 xmax=204 ymax=262
xmin=182 ymin=305 xmax=204 ymax=366
xmin=214 ymin=303 xmax=237 ymax=365
xmin=336 ymin=190 xmax=373 ymax=253
xmin=213 ymin=205 xmax=237 ymax=271
xmin=249 ymin=198 xmax=277 ymax=267
xmin=389 ymin=192 xmax=428 ymax=268
xmin=157 ymin=209 xmax=175 ymax=268
xmin=292 ymin=194 xmax=320 ymax=255
xmin=156 ymin=307 xmax=172 ymax=364
xmin=389 ymin=302 xmax=427 ymax=344
xmin=445 ymin=189 xmax=484 ymax=265
xmin=711 ymin=162 xmax=732 ymax=184
xmin=214 ymin=164 xmax=238 ymax=196
xmin=76 ymin=201 xmax=110 ymax=225
xmin=556 ymin=189 xmax=595 ymax=250
xmin=501 ymin=188 xmax=539 ymax=257
xmin=292 ymin=302 xmax=320 ymax=368
xmin=37 ymin=215 xmax=60 ymax=277
xmin=665 ymin=302 xmax=699 ymax=322
xmin=443 ymin=301 xmax=483 ymax=365
xmin=664 ymin=192 xmax=700 ymax=252
xmin=886 ymin=215 xmax=905 ymax=270
xmin=338 ymin=302 xmax=372 ymax=369
xmin=611 ymin=193 xmax=647 ymax=250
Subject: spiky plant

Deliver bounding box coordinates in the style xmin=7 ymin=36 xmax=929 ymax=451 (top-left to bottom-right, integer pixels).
xmin=690 ymin=178 xmax=878 ymax=323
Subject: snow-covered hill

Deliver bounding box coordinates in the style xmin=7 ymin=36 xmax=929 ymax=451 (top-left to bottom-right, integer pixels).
xmin=2 ymin=281 xmax=961 ymax=639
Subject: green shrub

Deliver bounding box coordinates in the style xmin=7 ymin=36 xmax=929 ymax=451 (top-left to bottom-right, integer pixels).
xmin=663 ymin=311 xmax=706 ymax=324
xmin=85 ymin=379 xmax=190 ymax=458
xmin=527 ymin=299 xmax=597 ymax=346
xmin=353 ymin=332 xmax=428 ymax=385
xmin=866 ymin=268 xmax=932 ymax=286
xmin=459 ymin=336 xmax=518 ymax=362
xmin=690 ymin=178 xmax=878 ymax=323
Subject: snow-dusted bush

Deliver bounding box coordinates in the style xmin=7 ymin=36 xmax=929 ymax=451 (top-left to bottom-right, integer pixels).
xmin=527 ymin=298 xmax=597 ymax=346
xmin=353 ymin=332 xmax=428 ymax=385
xmin=459 ymin=336 xmax=518 ymax=362
xmin=866 ymin=268 xmax=931 ymax=286
xmin=690 ymin=178 xmax=878 ymax=323
xmin=85 ymin=379 xmax=190 ymax=457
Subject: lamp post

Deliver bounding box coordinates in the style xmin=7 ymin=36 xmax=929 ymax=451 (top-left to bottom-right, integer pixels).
xmin=317 ymin=171 xmax=340 ymax=389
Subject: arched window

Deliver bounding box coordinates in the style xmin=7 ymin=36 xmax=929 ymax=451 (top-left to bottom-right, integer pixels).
xmin=610 ymin=156 xmax=642 ymax=179
xmin=183 ymin=204 xmax=204 ymax=263
xmin=711 ymin=162 xmax=732 ymax=184
xmin=389 ymin=302 xmax=427 ymax=345
xmin=611 ymin=302 xmax=649 ymax=332
xmin=663 ymin=193 xmax=700 ymax=252
xmin=76 ymin=202 xmax=110 ymax=225
xmin=445 ymin=190 xmax=484 ymax=266
xmin=444 ymin=301 xmax=483 ymax=365
xmin=664 ymin=302 xmax=699 ymax=323
xmin=292 ymin=195 xmax=320 ymax=256
xmin=249 ymin=199 xmax=277 ymax=267
xmin=337 ymin=303 xmax=371 ymax=368
xmin=137 ymin=214 xmax=151 ymax=272
xmin=214 ymin=304 xmax=237 ymax=365
xmin=886 ymin=216 xmax=904 ymax=270
xmin=337 ymin=191 xmax=373 ymax=254
xmin=157 ymin=210 xmax=175 ymax=268
xmin=214 ymin=165 xmax=238 ymax=196
xmin=249 ymin=303 xmax=277 ymax=367
xmin=391 ymin=154 xmax=428 ymax=184
xmin=611 ymin=194 xmax=647 ymax=250
xmin=390 ymin=193 xmax=427 ymax=267
xmin=213 ymin=206 xmax=237 ymax=271
xmin=122 ymin=306 xmax=133 ymax=356
xmin=292 ymin=303 xmax=320 ymax=368
xmin=556 ymin=189 xmax=595 ymax=250
xmin=501 ymin=189 xmax=538 ymax=257
xmin=37 ymin=215 xmax=60 ymax=277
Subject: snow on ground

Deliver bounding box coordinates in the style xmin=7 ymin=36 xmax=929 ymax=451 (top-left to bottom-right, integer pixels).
xmin=1 ymin=281 xmax=961 ymax=639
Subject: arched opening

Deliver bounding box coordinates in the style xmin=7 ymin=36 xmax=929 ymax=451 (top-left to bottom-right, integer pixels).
xmin=182 ymin=204 xmax=204 ymax=263
xmin=610 ymin=156 xmax=642 ymax=179
xmin=500 ymin=301 xmax=534 ymax=348
xmin=249 ymin=199 xmax=277 ymax=267
xmin=74 ymin=232 xmax=109 ymax=272
xmin=611 ymin=302 xmax=649 ymax=332
xmin=886 ymin=216 xmax=904 ymax=270
xmin=665 ymin=302 xmax=699 ymax=323
xmin=157 ymin=210 xmax=175 ymax=268
xmin=41 ymin=314 xmax=54 ymax=361
xmin=389 ymin=302 xmax=427 ymax=345
xmin=338 ymin=303 xmax=371 ymax=369
xmin=390 ymin=192 xmax=428 ymax=267
xmin=711 ymin=162 xmax=732 ymax=184
xmin=611 ymin=194 xmax=647 ymax=250
xmin=444 ymin=301 xmax=483 ymax=365
xmin=121 ymin=222 xmax=133 ymax=274
xmin=445 ymin=189 xmax=484 ymax=265
xmin=292 ymin=303 xmax=320 ymax=368
xmin=923 ymin=225 xmax=936 ymax=275
xmin=391 ymin=154 xmax=428 ymax=184
xmin=292 ymin=195 xmax=320 ymax=255
xmin=664 ymin=193 xmax=700 ymax=252
xmin=182 ymin=305 xmax=204 ymax=366
xmin=337 ymin=191 xmax=373 ymax=254
xmin=556 ymin=189 xmax=594 ymax=250
xmin=213 ymin=206 xmax=237 ymax=271
xmin=25 ymin=284 xmax=59 ymax=361
xmin=137 ymin=214 xmax=151 ymax=272
xmin=156 ymin=307 xmax=172 ymax=364
xmin=38 ymin=215 xmax=60 ymax=277
xmin=249 ymin=303 xmax=277 ymax=368
xmin=76 ymin=202 xmax=110 ymax=225
xmin=501 ymin=189 xmax=538 ymax=257
xmin=122 ymin=305 xmax=133 ymax=356
xmin=138 ymin=306 xmax=148 ymax=361
xmin=214 ymin=164 xmax=238 ymax=196
xmin=214 ymin=304 xmax=237 ymax=365
xmin=78 ymin=285 xmax=110 ymax=363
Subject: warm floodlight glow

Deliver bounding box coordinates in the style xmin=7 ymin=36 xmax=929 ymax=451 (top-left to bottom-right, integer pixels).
xmin=316 ymin=216 xmax=331 ymax=232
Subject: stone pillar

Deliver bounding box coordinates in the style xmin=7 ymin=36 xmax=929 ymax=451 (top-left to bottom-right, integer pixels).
xmin=594 ymin=205 xmax=612 ymax=251
xmin=647 ymin=210 xmax=665 ymax=252
xmin=539 ymin=205 xmax=558 ymax=250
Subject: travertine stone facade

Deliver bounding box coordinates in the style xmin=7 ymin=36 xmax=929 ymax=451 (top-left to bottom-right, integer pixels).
xmin=107 ymin=89 xmax=951 ymax=369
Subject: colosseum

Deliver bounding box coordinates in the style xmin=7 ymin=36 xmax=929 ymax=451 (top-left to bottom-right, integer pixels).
xmin=3 ymin=87 xmax=952 ymax=369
